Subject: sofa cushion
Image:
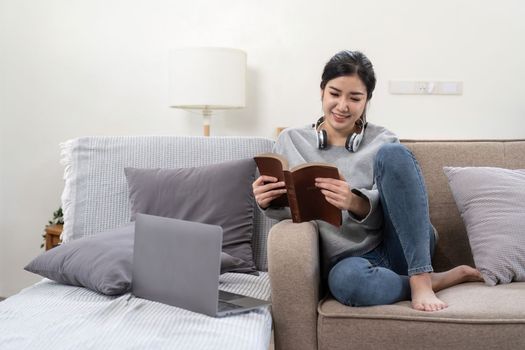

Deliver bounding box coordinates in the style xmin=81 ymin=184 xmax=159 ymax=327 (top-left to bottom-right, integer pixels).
xmin=125 ymin=158 xmax=258 ymax=274
xmin=444 ymin=166 xmax=525 ymax=285
xmin=403 ymin=140 xmax=525 ymax=273
xmin=318 ymin=282 xmax=525 ymax=350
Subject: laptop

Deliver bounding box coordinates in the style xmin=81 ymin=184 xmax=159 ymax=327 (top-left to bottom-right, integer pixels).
xmin=132 ymin=213 xmax=270 ymax=317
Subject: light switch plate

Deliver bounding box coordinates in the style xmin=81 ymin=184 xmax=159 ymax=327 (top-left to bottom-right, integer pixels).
xmin=389 ymin=81 xmax=463 ymax=95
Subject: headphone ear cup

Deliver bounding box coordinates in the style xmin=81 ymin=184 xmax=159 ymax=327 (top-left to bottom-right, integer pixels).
xmin=346 ymin=133 xmax=356 ymax=152
xmin=317 ymin=129 xmax=328 ymax=149
xmin=346 ymin=132 xmax=363 ymax=152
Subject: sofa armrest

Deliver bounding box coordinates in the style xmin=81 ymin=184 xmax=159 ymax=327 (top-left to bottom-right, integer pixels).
xmin=268 ymin=220 xmax=319 ymax=350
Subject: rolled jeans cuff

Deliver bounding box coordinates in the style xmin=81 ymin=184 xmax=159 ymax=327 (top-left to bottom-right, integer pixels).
xmin=408 ymin=265 xmax=433 ymax=276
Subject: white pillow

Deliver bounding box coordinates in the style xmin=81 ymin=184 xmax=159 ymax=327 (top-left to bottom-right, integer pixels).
xmin=444 ymin=167 xmax=525 ymax=285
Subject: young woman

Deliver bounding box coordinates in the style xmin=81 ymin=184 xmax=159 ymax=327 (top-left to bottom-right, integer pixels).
xmin=253 ymin=50 xmax=482 ymax=312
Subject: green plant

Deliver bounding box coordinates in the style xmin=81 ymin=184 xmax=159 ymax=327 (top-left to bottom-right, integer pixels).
xmin=48 ymin=207 xmax=64 ymax=225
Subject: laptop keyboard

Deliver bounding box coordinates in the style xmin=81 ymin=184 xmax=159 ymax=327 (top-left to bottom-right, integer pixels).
xmin=218 ymin=300 xmax=245 ymax=312
xmin=218 ymin=290 xmax=244 ymax=301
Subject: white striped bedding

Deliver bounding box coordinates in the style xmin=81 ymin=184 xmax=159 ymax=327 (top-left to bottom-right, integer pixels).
xmin=0 ymin=273 xmax=271 ymax=350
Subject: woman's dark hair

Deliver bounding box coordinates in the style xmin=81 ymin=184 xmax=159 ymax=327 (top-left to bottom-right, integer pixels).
xmin=320 ymin=50 xmax=376 ymax=101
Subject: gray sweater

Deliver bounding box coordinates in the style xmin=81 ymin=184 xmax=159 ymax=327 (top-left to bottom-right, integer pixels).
xmin=262 ymin=122 xmax=399 ymax=276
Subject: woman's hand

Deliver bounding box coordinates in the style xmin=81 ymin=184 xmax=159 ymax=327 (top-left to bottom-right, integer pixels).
xmin=252 ymin=175 xmax=287 ymax=209
xmin=315 ymin=174 xmax=370 ymax=218
xmin=315 ymin=174 xmax=354 ymax=211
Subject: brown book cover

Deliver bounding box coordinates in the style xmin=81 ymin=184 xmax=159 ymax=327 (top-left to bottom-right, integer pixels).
xmin=254 ymin=153 xmax=342 ymax=227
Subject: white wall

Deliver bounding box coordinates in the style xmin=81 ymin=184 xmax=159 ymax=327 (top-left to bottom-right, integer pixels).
xmin=1 ymin=0 xmax=524 ymax=296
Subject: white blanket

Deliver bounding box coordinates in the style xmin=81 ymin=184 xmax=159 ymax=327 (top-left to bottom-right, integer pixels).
xmin=0 ymin=273 xmax=271 ymax=350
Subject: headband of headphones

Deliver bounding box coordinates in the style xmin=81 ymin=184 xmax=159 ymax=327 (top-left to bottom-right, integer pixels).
xmin=314 ymin=116 xmax=367 ymax=132
xmin=314 ymin=116 xmax=367 ymax=152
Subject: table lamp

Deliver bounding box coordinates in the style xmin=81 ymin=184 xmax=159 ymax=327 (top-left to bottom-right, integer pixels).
xmin=168 ymin=47 xmax=246 ymax=136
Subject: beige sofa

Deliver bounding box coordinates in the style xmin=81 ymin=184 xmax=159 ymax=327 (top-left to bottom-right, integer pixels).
xmin=268 ymin=140 xmax=525 ymax=350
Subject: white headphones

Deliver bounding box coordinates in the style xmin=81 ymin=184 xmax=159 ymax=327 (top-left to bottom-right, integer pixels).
xmin=314 ymin=116 xmax=367 ymax=152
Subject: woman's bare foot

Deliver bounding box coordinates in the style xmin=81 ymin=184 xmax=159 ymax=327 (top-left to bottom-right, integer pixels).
xmin=410 ymin=273 xmax=447 ymax=312
xmin=410 ymin=265 xmax=483 ymax=312
xmin=431 ymin=265 xmax=484 ymax=292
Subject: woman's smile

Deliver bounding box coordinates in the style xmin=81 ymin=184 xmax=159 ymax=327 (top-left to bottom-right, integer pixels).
xmin=331 ymin=112 xmax=350 ymax=123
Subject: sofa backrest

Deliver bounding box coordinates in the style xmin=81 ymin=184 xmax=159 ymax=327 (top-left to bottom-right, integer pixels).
xmin=403 ymin=140 xmax=525 ymax=271
xmin=60 ymin=136 xmax=276 ymax=271
xmin=61 ymin=136 xmax=524 ymax=273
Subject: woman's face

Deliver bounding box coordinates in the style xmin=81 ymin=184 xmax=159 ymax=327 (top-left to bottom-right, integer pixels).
xmin=321 ymin=75 xmax=368 ymax=136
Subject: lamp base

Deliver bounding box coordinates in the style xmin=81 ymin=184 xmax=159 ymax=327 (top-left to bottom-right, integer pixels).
xmin=202 ymin=108 xmax=212 ymax=136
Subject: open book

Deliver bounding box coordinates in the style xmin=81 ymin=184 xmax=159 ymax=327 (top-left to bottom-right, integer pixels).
xmin=254 ymin=153 xmax=342 ymax=227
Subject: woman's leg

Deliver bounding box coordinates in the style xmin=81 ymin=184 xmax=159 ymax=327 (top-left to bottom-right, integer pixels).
xmin=328 ymin=143 xmax=435 ymax=307
xmin=328 ymin=254 xmax=410 ymax=307
xmin=374 ymin=143 xmax=435 ymax=277
xmin=375 ymin=143 xmax=482 ymax=311
xmin=328 ymin=143 xmax=482 ymax=310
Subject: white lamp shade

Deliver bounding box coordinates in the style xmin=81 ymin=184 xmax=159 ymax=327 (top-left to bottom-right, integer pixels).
xmin=168 ymin=47 xmax=246 ymax=110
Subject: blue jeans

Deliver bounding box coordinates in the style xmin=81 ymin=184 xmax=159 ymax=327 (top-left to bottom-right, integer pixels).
xmin=328 ymin=143 xmax=436 ymax=306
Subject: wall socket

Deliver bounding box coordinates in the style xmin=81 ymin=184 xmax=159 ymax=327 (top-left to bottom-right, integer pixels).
xmin=389 ymin=81 xmax=463 ymax=95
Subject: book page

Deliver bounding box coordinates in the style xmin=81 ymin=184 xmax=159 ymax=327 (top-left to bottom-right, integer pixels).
xmin=290 ymin=165 xmax=341 ymax=227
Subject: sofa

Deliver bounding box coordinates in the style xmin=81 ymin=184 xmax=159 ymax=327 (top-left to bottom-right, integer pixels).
xmin=268 ymin=139 xmax=525 ymax=350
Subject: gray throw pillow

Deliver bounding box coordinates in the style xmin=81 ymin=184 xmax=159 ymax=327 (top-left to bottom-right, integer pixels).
xmin=444 ymin=166 xmax=525 ymax=285
xmin=25 ymin=223 xmax=254 ymax=295
xmin=124 ymin=158 xmax=258 ymax=274
xmin=25 ymin=223 xmax=135 ymax=295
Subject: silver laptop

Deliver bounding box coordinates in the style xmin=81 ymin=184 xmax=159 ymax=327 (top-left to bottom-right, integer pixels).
xmin=132 ymin=213 xmax=270 ymax=317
